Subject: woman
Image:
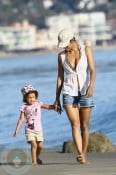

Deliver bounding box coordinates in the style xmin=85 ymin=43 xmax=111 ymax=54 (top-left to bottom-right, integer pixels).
xmin=54 ymin=29 xmax=96 ymax=163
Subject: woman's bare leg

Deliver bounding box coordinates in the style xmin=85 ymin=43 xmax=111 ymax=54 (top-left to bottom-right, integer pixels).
xmin=64 ymin=105 xmax=83 ymax=156
xmin=79 ymin=107 xmax=91 ymax=158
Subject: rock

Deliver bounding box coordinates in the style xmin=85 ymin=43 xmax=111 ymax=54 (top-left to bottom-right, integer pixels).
xmin=62 ymin=132 xmax=116 ymax=153
xmin=62 ymin=140 xmax=76 ymax=153
xmin=87 ymin=132 xmax=116 ymax=152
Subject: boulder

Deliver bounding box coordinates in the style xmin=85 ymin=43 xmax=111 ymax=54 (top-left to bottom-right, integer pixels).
xmin=87 ymin=132 xmax=116 ymax=152
xmin=62 ymin=132 xmax=116 ymax=153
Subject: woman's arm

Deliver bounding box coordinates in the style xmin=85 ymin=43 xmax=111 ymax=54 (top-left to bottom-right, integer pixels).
xmin=56 ymin=53 xmax=64 ymax=101
xmin=54 ymin=53 xmax=64 ymax=113
xmin=13 ymin=112 xmax=25 ymax=137
xmin=85 ymin=46 xmax=96 ymax=97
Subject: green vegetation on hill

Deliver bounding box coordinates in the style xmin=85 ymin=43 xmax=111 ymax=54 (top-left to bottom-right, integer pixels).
xmin=0 ymin=0 xmax=115 ymax=27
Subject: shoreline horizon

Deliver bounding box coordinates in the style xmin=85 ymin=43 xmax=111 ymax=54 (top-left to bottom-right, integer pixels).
xmin=0 ymin=44 xmax=116 ymax=59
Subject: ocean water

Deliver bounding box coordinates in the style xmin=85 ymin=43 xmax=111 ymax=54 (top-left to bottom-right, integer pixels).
xmin=0 ymin=49 xmax=116 ymax=149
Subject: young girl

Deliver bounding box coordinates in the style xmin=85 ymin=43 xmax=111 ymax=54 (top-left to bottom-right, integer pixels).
xmin=14 ymin=84 xmax=54 ymax=165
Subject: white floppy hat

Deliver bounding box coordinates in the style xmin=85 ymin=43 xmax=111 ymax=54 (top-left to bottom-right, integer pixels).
xmin=57 ymin=29 xmax=75 ymax=48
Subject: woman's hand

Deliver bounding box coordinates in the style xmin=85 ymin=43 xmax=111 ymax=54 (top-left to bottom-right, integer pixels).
xmin=86 ymin=85 xmax=94 ymax=97
xmin=13 ymin=130 xmax=18 ymax=137
xmin=53 ymin=100 xmax=63 ymax=114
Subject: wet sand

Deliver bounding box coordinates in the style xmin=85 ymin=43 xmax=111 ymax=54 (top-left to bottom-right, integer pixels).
xmin=0 ymin=148 xmax=116 ymax=175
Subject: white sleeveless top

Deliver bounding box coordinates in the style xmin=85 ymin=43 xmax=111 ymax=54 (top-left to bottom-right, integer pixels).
xmin=61 ymin=45 xmax=90 ymax=96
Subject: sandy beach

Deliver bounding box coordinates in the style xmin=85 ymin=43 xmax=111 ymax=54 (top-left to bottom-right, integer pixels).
xmin=0 ymin=49 xmax=55 ymax=59
xmin=0 ymin=148 xmax=116 ymax=175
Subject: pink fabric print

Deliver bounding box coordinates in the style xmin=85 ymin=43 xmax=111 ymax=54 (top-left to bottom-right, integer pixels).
xmin=20 ymin=102 xmax=43 ymax=132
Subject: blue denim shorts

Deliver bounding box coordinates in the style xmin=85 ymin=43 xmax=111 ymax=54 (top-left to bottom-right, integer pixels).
xmin=63 ymin=93 xmax=95 ymax=108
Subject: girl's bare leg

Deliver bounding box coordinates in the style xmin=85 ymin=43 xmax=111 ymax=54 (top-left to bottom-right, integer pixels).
xmin=30 ymin=140 xmax=37 ymax=165
xmin=36 ymin=141 xmax=43 ymax=164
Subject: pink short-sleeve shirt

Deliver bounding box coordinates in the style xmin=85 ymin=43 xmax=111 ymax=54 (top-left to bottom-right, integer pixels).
xmin=20 ymin=101 xmax=43 ymax=132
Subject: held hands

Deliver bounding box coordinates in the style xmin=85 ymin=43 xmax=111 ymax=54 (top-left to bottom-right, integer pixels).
xmin=53 ymin=100 xmax=63 ymax=115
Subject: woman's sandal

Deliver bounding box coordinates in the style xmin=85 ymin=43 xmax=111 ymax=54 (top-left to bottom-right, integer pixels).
xmin=76 ymin=155 xmax=86 ymax=164
xmin=37 ymin=158 xmax=43 ymax=165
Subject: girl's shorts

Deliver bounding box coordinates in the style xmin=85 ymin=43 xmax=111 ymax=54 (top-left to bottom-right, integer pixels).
xmin=63 ymin=93 xmax=95 ymax=108
xmin=25 ymin=130 xmax=44 ymax=143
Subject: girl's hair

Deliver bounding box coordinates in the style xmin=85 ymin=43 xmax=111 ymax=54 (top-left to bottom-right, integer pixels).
xmin=23 ymin=91 xmax=39 ymax=103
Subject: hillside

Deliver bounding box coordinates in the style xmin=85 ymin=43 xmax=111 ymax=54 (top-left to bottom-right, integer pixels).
xmin=0 ymin=0 xmax=115 ymax=27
